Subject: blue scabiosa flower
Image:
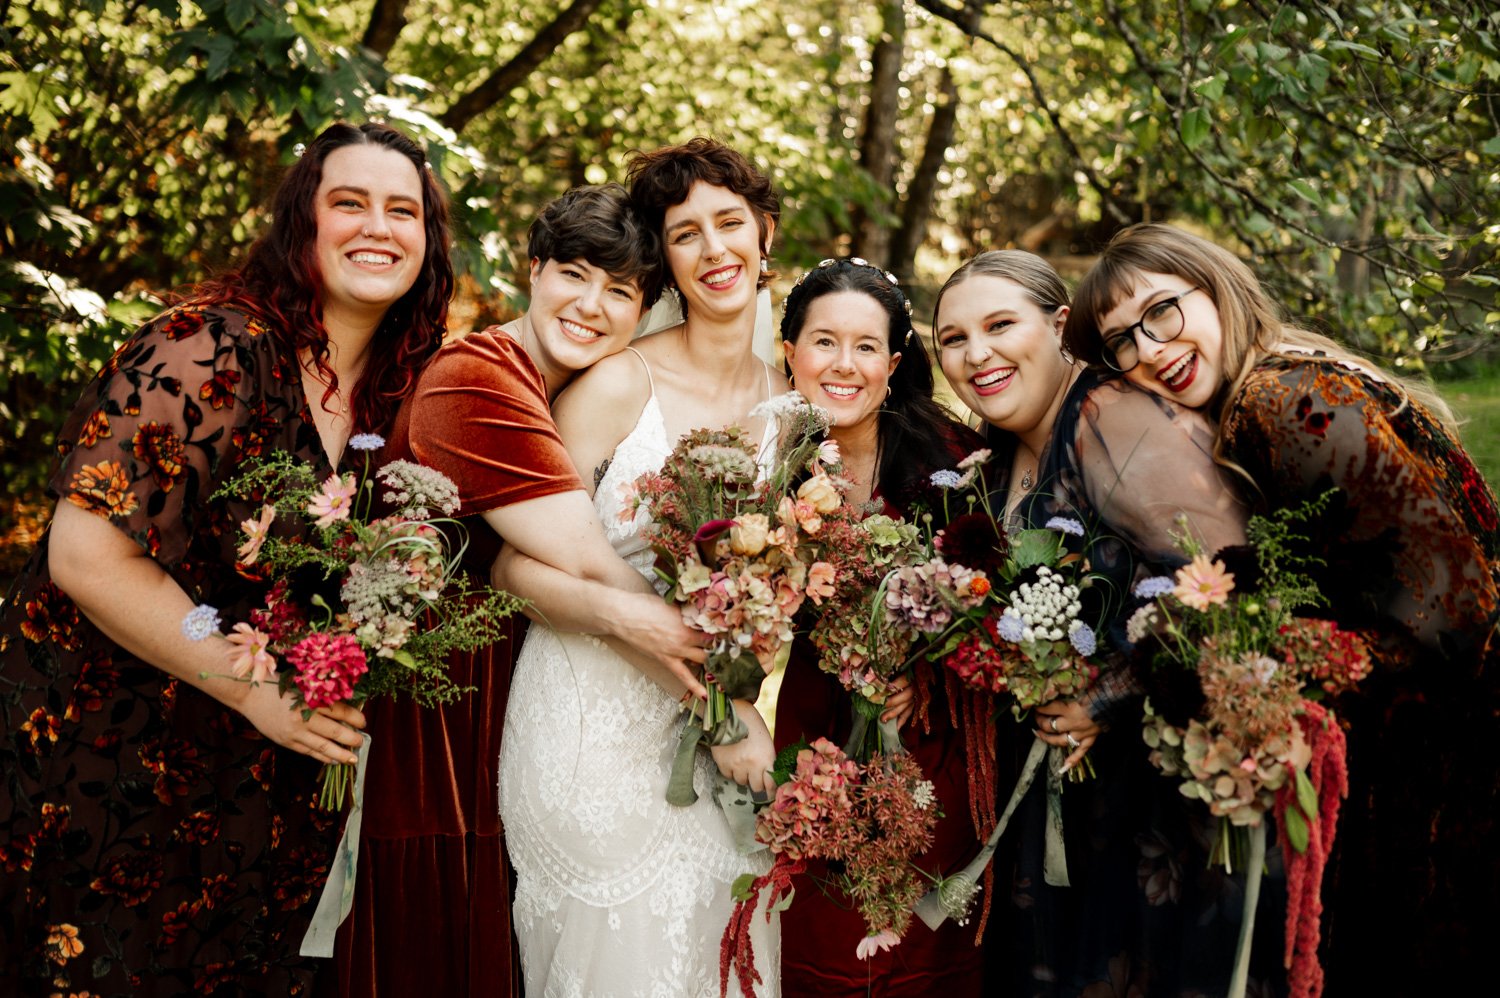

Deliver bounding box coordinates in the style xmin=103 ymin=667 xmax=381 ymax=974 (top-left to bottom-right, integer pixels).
xmin=929 ymin=469 xmax=963 ymax=489
xmin=181 ymin=604 xmax=222 ymax=641
xmin=1068 ymin=620 xmax=1097 ymax=657
xmin=1133 ymin=576 xmax=1176 ymax=600
xmin=1044 ymin=516 xmax=1085 ymax=537
xmin=348 ymin=433 xmax=386 ymax=451
xmin=996 ymin=609 xmax=1026 ymax=643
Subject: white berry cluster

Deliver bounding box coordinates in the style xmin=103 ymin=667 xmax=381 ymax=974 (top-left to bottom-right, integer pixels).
xmin=1010 ymin=565 xmax=1082 ymax=642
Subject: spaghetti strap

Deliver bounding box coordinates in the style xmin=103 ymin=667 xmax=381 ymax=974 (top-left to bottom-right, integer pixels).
xmin=624 ymin=346 xmax=657 ymax=397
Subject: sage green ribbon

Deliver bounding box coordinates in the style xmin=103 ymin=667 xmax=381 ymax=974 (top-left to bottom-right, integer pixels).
xmin=299 ymin=732 xmax=372 ymax=958
xmin=1227 ymin=821 xmax=1268 ymax=998
xmin=712 ymin=773 xmax=768 ymax=855
xmin=914 ymin=737 xmax=1052 ymax=930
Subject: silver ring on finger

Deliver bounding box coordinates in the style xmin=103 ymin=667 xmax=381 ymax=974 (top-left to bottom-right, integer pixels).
xmin=1065 ymin=733 xmax=1080 ymax=749
xmin=1049 ymin=716 xmax=1060 ymax=732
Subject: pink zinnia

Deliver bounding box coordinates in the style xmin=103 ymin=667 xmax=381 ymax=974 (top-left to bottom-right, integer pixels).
xmin=1173 ymin=554 xmax=1235 ymax=610
xmin=285 ymin=632 xmax=367 ymax=708
xmin=237 ymin=504 xmax=276 ymax=564
xmin=225 ymin=622 xmax=277 ymax=684
xmin=308 ymin=473 xmax=358 ymax=528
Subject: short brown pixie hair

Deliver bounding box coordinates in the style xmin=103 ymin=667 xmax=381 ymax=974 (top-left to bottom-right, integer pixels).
xmin=526 ymin=183 xmax=665 ymax=307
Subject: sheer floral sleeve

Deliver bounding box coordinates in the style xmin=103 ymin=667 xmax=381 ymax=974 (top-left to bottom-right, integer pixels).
xmin=47 ymin=305 xmax=297 ymax=570
xmin=1223 ymin=355 xmax=1500 ymax=668
xmin=1062 ymin=377 xmax=1248 ymax=722
xmin=1074 ymin=378 xmax=1248 ymax=564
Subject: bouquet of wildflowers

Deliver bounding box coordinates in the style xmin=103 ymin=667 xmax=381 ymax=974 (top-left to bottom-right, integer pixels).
xmin=182 ymin=435 xmax=520 ymax=809
xmin=720 ymin=737 xmax=940 ymax=997
xmin=629 ymin=392 xmax=840 ymax=806
xmin=1130 ymin=499 xmax=1370 ymax=998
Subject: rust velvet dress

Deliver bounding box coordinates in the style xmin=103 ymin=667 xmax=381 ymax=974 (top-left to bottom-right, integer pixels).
xmin=1222 ymin=354 xmax=1499 ymax=993
xmin=330 ymin=329 xmax=581 ymax=998
xmin=771 ymin=422 xmax=991 ymax=997
xmin=0 ymin=306 xmax=349 ymax=996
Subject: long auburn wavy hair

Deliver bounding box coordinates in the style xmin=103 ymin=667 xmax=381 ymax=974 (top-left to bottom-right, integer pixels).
xmin=180 ymin=121 xmax=453 ymax=434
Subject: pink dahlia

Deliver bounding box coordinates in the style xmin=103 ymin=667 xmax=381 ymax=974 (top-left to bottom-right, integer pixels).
xmin=285 ymin=632 xmax=367 ymax=708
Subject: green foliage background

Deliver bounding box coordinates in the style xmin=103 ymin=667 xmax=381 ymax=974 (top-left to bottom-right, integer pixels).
xmin=4 ymin=0 xmax=1498 ymax=523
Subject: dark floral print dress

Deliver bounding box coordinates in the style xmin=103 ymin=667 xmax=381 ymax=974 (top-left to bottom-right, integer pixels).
xmin=0 ymin=306 xmax=349 ymax=997
xmin=1222 ymin=354 xmax=1499 ymax=993
xmin=982 ymin=369 xmax=1279 ymax=998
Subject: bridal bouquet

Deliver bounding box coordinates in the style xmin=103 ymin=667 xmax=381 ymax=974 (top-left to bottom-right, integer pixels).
xmin=181 ymin=435 xmax=520 ymax=809
xmin=720 ymin=737 xmax=939 ymax=997
xmin=1130 ymin=499 xmax=1370 ymax=998
xmin=630 ymin=392 xmax=840 ymax=805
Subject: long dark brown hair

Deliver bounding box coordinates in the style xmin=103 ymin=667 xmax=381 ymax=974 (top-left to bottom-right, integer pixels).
xmin=182 ymin=121 xmax=453 ymax=433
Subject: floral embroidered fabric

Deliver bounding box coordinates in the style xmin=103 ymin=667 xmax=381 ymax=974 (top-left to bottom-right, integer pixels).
xmin=1222 ymin=354 xmax=1499 ymax=992
xmin=0 ymin=306 xmax=343 ymax=996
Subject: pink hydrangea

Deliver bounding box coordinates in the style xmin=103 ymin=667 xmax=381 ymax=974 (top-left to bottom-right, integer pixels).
xmin=285 ymin=632 xmax=368 ymax=708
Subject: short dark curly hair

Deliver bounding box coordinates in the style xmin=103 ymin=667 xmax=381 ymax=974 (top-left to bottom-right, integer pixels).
xmin=526 ymin=183 xmax=665 ymax=308
xmin=625 ymin=137 xmax=780 ymax=289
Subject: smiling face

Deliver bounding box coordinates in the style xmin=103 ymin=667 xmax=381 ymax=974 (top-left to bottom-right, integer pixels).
xmin=524 ymin=257 xmax=645 ymax=378
xmin=783 ymin=291 xmax=900 ymax=434
xmin=662 ymin=181 xmax=772 ymax=322
xmin=1097 ymin=270 xmax=1225 ymax=410
xmin=313 ymin=144 xmax=426 ymax=325
xmin=935 ymin=274 xmax=1072 ymax=444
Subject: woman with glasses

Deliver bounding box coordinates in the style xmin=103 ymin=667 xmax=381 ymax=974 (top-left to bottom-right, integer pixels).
xmin=933 ymin=250 xmax=1250 ymax=996
xmin=1063 ymin=223 xmax=1499 ymax=994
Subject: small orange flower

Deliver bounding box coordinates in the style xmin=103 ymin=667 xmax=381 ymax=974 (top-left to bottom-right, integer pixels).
xmin=198 ymin=369 xmax=241 ymax=410
xmin=45 ymin=923 xmax=84 ymax=964
xmin=20 ymin=707 xmax=62 ymax=749
xmin=77 ymin=410 xmax=112 ymax=447
xmin=65 ymin=461 xmax=138 ymax=519
xmin=969 ymin=577 xmax=992 ymax=598
xmin=1173 ymin=555 xmax=1236 ymax=610
xmin=131 ymin=422 xmax=187 ymax=492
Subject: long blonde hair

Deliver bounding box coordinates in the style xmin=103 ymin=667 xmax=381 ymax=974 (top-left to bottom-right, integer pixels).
xmin=1062 ymin=224 xmax=1456 ymax=462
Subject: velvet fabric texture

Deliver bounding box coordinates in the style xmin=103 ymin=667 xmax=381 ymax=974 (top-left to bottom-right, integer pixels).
xmin=1223 ymin=355 xmax=1500 ymax=993
xmin=330 ymin=329 xmax=581 ymax=998
xmin=0 ymin=306 xmax=345 ymax=996
xmin=771 ymin=423 xmax=989 ymax=997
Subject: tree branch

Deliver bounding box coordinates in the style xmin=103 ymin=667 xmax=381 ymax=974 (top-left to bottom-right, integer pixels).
xmin=361 ymin=0 xmax=412 ymax=58
xmin=439 ymin=0 xmax=607 ymax=133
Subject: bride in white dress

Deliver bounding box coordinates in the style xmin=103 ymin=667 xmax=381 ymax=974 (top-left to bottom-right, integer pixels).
xmin=497 ymin=139 xmax=786 ymax=997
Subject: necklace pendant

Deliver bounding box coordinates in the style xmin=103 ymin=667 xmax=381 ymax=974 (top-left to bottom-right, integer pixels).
xmin=1020 ymin=469 xmax=1034 ymax=490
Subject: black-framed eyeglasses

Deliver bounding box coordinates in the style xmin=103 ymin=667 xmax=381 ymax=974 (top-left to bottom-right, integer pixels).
xmin=1100 ymin=287 xmax=1201 ymax=373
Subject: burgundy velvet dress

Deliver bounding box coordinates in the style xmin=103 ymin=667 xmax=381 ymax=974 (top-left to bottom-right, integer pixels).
xmin=771 ymin=423 xmax=991 ymax=997
xmin=330 ymin=330 xmax=581 ymax=998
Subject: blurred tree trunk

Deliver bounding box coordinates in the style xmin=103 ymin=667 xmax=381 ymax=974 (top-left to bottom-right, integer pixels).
xmin=361 ymin=0 xmax=411 ymax=57
xmin=850 ymin=0 xmax=905 ymax=265
xmin=891 ymin=63 xmax=958 ymax=282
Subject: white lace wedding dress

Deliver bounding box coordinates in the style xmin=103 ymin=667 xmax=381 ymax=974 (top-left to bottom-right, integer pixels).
xmin=498 ymin=364 xmax=779 ymax=998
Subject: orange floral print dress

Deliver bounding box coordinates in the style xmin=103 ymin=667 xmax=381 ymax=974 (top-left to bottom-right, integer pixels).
xmin=0 ymin=306 xmax=350 ymax=996
xmin=1223 ymin=354 xmax=1499 ymax=994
